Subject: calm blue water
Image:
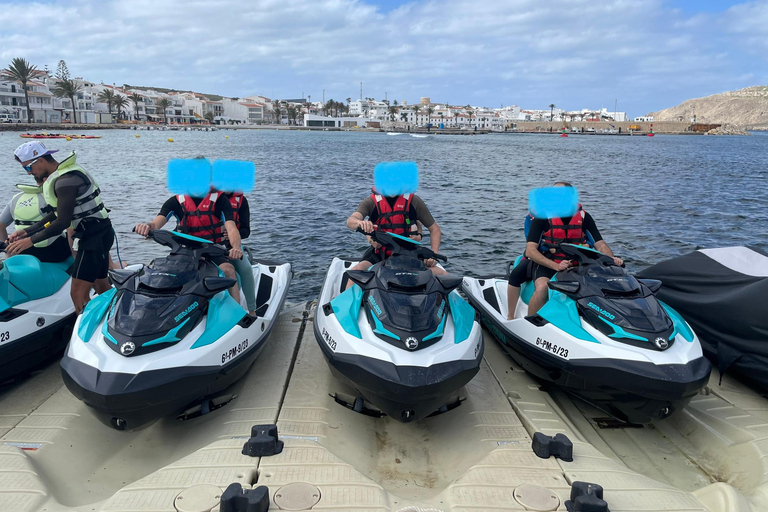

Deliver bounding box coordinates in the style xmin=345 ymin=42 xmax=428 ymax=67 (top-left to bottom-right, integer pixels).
xmin=1 ymin=129 xmax=766 ymax=301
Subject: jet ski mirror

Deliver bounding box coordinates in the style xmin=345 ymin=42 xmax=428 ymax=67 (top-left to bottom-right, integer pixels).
xmin=548 ymin=281 xmax=580 ymax=295
xmin=346 ymin=270 xmax=375 ymax=288
xmin=203 ymin=276 xmax=237 ymax=294
xmin=109 ymin=268 xmax=139 ymax=286
xmin=637 ymin=278 xmax=662 ymax=294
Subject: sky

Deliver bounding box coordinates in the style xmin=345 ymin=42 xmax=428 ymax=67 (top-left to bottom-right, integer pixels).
xmin=0 ymin=0 xmax=766 ymax=116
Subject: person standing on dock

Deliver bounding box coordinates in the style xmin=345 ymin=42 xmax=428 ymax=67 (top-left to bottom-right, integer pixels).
xmin=7 ymin=141 xmax=113 ymax=313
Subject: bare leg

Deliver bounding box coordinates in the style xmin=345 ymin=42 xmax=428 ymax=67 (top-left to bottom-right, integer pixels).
xmin=428 ymin=266 xmax=448 ymax=276
xmin=220 ymin=263 xmax=241 ymax=303
xmin=93 ymin=277 xmax=111 ymax=294
xmin=70 ymin=278 xmax=94 ymax=314
xmin=345 ymin=260 xmax=373 ymax=290
xmin=527 ymin=277 xmax=551 ymax=316
xmin=507 ymin=284 xmax=520 ymax=320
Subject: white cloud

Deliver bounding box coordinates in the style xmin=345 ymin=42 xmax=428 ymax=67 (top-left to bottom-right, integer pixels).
xmin=0 ymin=0 xmax=760 ymax=114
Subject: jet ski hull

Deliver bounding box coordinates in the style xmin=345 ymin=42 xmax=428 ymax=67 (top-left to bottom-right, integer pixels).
xmin=315 ymin=257 xmax=483 ymax=422
xmin=62 ymin=261 xmax=292 ymax=430
xmin=463 ymin=276 xmax=711 ymax=424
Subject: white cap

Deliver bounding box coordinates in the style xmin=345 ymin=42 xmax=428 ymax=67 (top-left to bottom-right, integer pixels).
xmin=14 ymin=141 xmax=59 ymax=162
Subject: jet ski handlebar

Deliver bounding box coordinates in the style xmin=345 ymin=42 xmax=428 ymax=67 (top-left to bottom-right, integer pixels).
xmin=559 ymin=243 xmax=621 ymax=267
xmin=356 ymin=227 xmax=447 ymax=262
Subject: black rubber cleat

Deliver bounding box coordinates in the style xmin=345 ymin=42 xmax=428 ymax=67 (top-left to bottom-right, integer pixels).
xmin=531 ymin=432 xmax=574 ymax=462
xmin=565 ymin=481 xmax=610 ymax=512
xmin=220 ymin=483 xmax=270 ymax=512
xmin=242 ymin=424 xmax=284 ymax=457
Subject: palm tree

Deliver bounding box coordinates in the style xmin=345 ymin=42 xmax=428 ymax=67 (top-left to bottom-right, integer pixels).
xmin=130 ymin=92 xmax=142 ymax=121
xmin=204 ymin=111 xmax=215 ymax=124
xmin=2 ymin=58 xmax=38 ymax=122
xmin=549 ymin=103 xmax=556 ymax=121
xmin=97 ymin=88 xmax=115 ymax=115
xmin=53 ymin=78 xmax=82 ymax=124
xmin=465 ymin=105 xmax=473 ymax=127
xmin=453 ymin=111 xmax=459 ymax=126
xmin=113 ymin=95 xmax=129 ymax=121
xmin=156 ymin=97 xmax=171 ymax=124
xmin=439 ymin=112 xmax=444 ymax=125
xmin=400 ymin=112 xmax=408 ymax=123
xmin=426 ymin=106 xmax=434 ymax=124
xmin=287 ymin=106 xmax=296 ymax=125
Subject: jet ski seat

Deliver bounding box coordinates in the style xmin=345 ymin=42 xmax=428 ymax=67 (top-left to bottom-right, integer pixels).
xmin=0 ymin=255 xmax=73 ymax=311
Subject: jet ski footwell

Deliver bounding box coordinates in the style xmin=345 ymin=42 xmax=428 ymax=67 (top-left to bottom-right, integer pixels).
xmin=0 ymin=303 xmax=766 ymax=511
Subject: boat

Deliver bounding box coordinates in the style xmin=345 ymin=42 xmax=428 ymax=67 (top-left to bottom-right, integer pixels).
xmin=386 ymin=132 xmax=404 ymax=136
xmin=637 ymin=246 xmax=768 ymax=394
xmin=410 ymin=134 xmax=430 ymax=138
xmin=462 ymin=243 xmax=711 ymax=424
xmin=19 ymin=133 xmax=102 ymax=139
xmin=314 ymin=229 xmax=483 ymax=422
xmin=0 ymin=249 xmax=77 ymax=384
xmin=60 ymin=230 xmax=292 ymax=430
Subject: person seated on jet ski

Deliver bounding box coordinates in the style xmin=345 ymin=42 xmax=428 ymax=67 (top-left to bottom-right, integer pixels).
xmin=0 ymin=174 xmax=72 ymax=263
xmin=216 ymin=189 xmax=258 ymax=316
xmin=525 ymin=181 xmax=623 ymax=316
xmin=345 ymin=189 xmax=447 ymax=286
xmin=133 ymin=190 xmax=249 ymax=313
xmin=7 ymin=141 xmax=114 ymax=314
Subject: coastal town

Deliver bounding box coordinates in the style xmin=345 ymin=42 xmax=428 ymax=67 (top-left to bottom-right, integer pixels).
xmin=0 ymin=58 xmax=644 ymax=131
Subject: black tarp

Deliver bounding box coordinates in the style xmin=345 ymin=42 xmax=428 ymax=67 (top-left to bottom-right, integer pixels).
xmin=637 ymin=247 xmax=768 ymax=394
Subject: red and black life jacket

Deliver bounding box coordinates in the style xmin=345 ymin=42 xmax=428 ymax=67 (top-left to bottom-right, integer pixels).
xmin=371 ymin=192 xmax=416 ymax=257
xmin=540 ymin=204 xmax=586 ymax=263
xmin=227 ymin=192 xmax=244 ymax=229
xmin=177 ymin=192 xmax=224 ymax=244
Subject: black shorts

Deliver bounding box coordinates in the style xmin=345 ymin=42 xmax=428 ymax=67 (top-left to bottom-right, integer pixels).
xmin=360 ymin=246 xmax=384 ymax=265
xmin=530 ymin=263 xmax=557 ymax=281
xmin=508 ymin=258 xmax=531 ymax=287
xmin=22 ymin=236 xmax=72 ymax=263
xmin=72 ymin=220 xmax=114 ymax=282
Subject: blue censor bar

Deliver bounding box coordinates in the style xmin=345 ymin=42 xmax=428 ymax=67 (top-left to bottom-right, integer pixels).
xmin=374 ymin=161 xmax=419 ymax=196
xmin=167 ymin=158 xmax=255 ymax=196
xmin=211 ymin=160 xmax=255 ymax=193
xmin=529 ymin=186 xmax=579 ymax=219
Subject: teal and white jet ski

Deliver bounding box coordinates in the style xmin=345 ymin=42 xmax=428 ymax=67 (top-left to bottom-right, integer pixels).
xmin=0 ymin=247 xmax=75 ymax=383
xmin=462 ymin=244 xmax=711 ymax=424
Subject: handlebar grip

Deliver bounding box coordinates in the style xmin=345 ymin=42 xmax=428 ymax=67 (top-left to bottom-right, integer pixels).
xmin=433 ymin=254 xmax=448 ymax=262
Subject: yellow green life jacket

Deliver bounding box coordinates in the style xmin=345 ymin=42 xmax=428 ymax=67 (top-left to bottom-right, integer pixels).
xmin=10 ymin=184 xmax=61 ymax=248
xmin=42 ymin=152 xmax=108 ymax=230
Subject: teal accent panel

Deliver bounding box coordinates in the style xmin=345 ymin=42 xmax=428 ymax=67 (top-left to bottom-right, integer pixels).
xmin=659 ymin=300 xmax=694 ymax=342
xmin=330 ymin=285 xmax=363 ymax=339
xmin=538 ymin=292 xmax=600 ymax=344
xmin=422 ymin=313 xmax=446 ymax=341
xmin=143 ymin=318 xmax=191 ymax=346
xmin=172 ymin=231 xmax=214 ymax=245
xmin=0 ymin=255 xmax=73 ymax=312
xmin=387 ymin=232 xmax=422 ymax=245
xmin=191 ymin=291 xmax=246 ymax=349
xmin=78 ymin=287 xmax=117 ymax=342
xmin=596 ymin=316 xmax=648 ymax=342
xmin=521 ymin=281 xmax=535 ymax=305
xmin=449 ymin=291 xmax=475 ymax=344
xmin=512 ymin=255 xmax=524 ymax=269
xmin=372 ymin=312 xmax=401 ymax=340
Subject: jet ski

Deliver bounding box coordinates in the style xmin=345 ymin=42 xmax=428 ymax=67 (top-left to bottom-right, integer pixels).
xmin=0 ymin=243 xmax=76 ymax=383
xmin=315 ymin=228 xmax=483 ymax=422
xmin=462 ymin=244 xmax=712 ymax=424
xmin=60 ymin=230 xmax=292 ymax=430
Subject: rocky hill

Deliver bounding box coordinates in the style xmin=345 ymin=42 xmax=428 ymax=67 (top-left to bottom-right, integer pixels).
xmin=649 ymin=86 xmax=768 ymax=129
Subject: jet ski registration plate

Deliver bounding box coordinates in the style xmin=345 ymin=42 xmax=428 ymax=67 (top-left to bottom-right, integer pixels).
xmin=536 ymin=337 xmax=569 ymax=359
xmin=222 ymin=339 xmax=249 ymax=364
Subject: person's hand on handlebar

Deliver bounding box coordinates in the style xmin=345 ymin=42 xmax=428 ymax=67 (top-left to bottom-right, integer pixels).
xmin=8 ymin=229 xmax=27 ymax=243
xmin=555 ymin=260 xmax=572 ymax=272
xmin=613 ymin=256 xmax=624 ymax=267
xmin=6 ymin=237 xmax=33 ymax=256
xmin=357 ymin=220 xmax=376 ymax=234
xmin=135 ymin=223 xmax=152 ymax=237
xmin=229 ymin=247 xmax=243 ymax=260
xmin=424 ymin=258 xmax=436 ymax=268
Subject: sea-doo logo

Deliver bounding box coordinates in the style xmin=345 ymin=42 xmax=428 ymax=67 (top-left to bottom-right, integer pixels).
xmin=587 ymin=302 xmax=615 ymax=320
xmin=653 ymin=337 xmax=669 ymax=350
xmin=174 ymin=301 xmax=199 ymax=323
xmin=120 ymin=342 xmax=135 ymax=355
xmin=367 ymin=295 xmax=382 ymax=316
xmin=405 ymin=337 xmax=419 ymax=350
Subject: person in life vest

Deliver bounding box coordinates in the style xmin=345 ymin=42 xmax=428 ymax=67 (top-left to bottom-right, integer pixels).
xmin=8 ymin=141 xmax=114 ymax=313
xmin=216 ymin=190 xmax=257 ymax=316
xmin=134 ymin=183 xmax=247 ymax=312
xmin=522 ymin=181 xmax=623 ymax=317
xmin=345 ymin=187 xmax=446 ymax=287
xmin=0 ymin=177 xmax=72 ymax=263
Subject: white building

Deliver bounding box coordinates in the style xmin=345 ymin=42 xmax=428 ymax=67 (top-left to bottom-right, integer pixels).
xmin=304 ymin=114 xmax=368 ymax=128
xmin=634 ymin=116 xmax=654 ymax=122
